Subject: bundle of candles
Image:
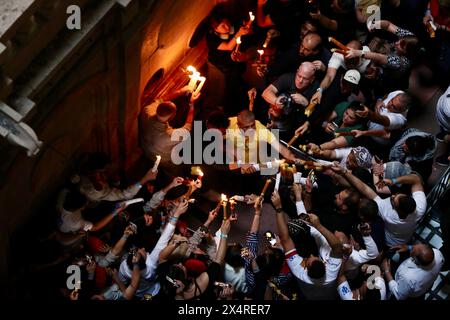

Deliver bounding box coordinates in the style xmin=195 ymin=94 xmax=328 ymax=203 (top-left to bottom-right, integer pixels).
xmin=252 ymin=159 xmax=283 ymax=171
xmin=426 ymin=20 xmax=437 ymax=38
xmin=186 ymin=66 xmax=206 ymax=96
xmin=304 ymin=102 xmax=317 ymax=117
xmin=329 ymin=37 xmax=349 ymax=55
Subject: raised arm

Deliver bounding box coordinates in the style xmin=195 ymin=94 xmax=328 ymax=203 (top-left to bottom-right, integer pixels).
xmin=271 ymin=191 xmax=296 ymax=252
xmin=308 ymin=214 xmax=342 ymax=258
xmin=215 ymin=218 xmax=231 ymax=266
xmin=334 ymin=165 xmax=377 ymax=200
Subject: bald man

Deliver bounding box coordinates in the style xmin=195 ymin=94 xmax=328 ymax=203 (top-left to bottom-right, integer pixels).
xmin=262 ymin=62 xmax=319 ymax=140
xmin=382 ymin=243 xmax=444 ymax=300
xmin=265 ymin=32 xmax=331 ymax=80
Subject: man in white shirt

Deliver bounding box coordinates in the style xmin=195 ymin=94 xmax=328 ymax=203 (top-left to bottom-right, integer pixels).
xmin=310 ymin=40 xmax=371 ymax=104
xmin=382 ymin=243 xmax=444 ymax=300
xmin=355 ymin=90 xmax=412 ymax=145
xmin=334 ymin=166 xmax=427 ymax=247
xmin=271 ymin=191 xmax=343 ymax=300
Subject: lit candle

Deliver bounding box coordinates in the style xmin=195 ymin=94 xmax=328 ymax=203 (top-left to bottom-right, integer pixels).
xmin=222 ymin=194 xmax=228 ymax=220
xmin=197 ymin=169 xmax=204 ymax=181
xmin=304 ymin=102 xmax=317 ymax=117
xmin=247 ymin=11 xmax=255 ymax=28
xmin=235 ymin=36 xmax=241 ymax=53
xmin=152 ymin=155 xmax=161 ymax=172
xmin=187 ymin=66 xmax=200 ymax=92
xmin=193 ymin=76 xmax=206 ymax=96
xmin=275 ymin=173 xmax=281 ymax=191
xmin=257 ymin=50 xmax=264 ymax=63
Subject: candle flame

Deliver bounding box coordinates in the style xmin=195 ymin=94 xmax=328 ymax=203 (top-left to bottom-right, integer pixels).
xmin=187 ymin=65 xmax=197 ymax=73
xmin=198 ymin=170 xmax=204 ymax=177
xmin=221 ymin=194 xmax=227 ymax=202
xmin=236 ymin=37 xmax=241 ymax=44
xmin=257 ymin=50 xmax=264 ymax=55
xmin=249 ymin=12 xmax=255 ymax=21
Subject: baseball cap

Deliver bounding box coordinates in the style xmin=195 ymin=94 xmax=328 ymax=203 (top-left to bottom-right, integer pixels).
xmin=343 ymin=69 xmax=361 ymax=85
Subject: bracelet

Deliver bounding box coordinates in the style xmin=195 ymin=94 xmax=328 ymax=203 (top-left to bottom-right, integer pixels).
xmin=122 ymin=235 xmax=129 ymax=241
xmin=219 ymin=233 xmax=228 ymax=239
xmin=133 ymin=263 xmax=140 ymax=269
xmin=275 ymin=207 xmax=284 ymax=214
xmin=135 ymin=182 xmax=142 ymax=189
xmin=168 ymin=216 xmax=179 ymax=224
xmin=317 ymin=87 xmax=323 ymax=93
xmin=407 ymin=245 xmax=413 ymax=252
xmin=392 ymin=178 xmax=400 ymax=186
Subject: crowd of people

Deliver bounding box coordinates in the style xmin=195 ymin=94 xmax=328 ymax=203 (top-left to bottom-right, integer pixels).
xmin=28 ymin=0 xmax=450 ymax=301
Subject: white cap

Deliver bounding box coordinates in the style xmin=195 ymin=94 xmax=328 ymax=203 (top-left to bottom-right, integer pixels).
xmin=343 ymin=69 xmax=361 ymax=85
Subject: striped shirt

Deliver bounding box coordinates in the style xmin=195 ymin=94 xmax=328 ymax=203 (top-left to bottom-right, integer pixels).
xmin=436 ymin=85 xmax=450 ymax=132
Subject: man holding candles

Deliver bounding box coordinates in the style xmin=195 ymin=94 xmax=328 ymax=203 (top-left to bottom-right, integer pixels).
xmin=140 ymin=86 xmax=200 ymax=176
xmin=262 ymin=62 xmax=319 ymax=141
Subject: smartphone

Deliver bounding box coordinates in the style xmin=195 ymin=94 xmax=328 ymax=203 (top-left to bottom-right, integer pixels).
xmin=265 ymin=231 xmax=277 ymax=246
xmin=299 ymin=213 xmax=310 ymax=222
xmin=308 ymin=170 xmax=317 ymax=186
xmin=129 ymin=222 xmax=138 ymax=234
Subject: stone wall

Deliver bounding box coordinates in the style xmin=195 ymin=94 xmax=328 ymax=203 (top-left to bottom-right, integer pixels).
xmin=0 ymin=0 xmax=217 ymax=298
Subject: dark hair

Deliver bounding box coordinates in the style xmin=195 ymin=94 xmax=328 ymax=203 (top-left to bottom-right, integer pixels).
xmin=207 ymin=3 xmax=232 ymax=30
xmin=343 ymin=188 xmax=361 ymax=212
xmin=207 ymin=111 xmax=230 ymax=130
xmin=160 ymin=264 xmax=188 ymax=298
xmin=336 ymin=0 xmax=356 ymax=12
xmin=405 ymin=136 xmax=434 ymax=157
xmin=126 ymin=249 xmax=147 ymax=271
xmin=156 ymin=102 xmax=177 ymax=118
xmin=359 ymin=198 xmax=379 ymax=222
xmin=165 ymin=185 xmax=190 ymax=200
xmin=352 ymin=168 xmax=375 ymax=190
xmin=397 ymin=195 xmax=416 ymax=218
xmin=308 ymin=260 xmax=326 ymax=279
xmin=401 ymin=36 xmax=419 ymax=58
xmin=63 ymin=191 xmax=88 ymax=211
xmin=225 ymin=243 xmax=244 ymax=268
xmin=255 ymin=248 xmax=284 ymax=278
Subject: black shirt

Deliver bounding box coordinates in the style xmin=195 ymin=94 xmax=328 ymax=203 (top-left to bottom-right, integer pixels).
xmin=271 ymin=72 xmax=320 ymax=132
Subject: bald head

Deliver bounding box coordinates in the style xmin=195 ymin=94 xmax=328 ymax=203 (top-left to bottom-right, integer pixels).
xmin=299 ymin=33 xmax=322 ymax=57
xmin=295 ymin=62 xmax=316 ymax=90
xmin=413 ymin=244 xmax=434 ymax=266
xmin=237 ymin=110 xmax=255 ymax=123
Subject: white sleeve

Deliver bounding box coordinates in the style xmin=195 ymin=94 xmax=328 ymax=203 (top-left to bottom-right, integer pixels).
xmin=374 ymin=196 xmax=389 ymax=220
xmin=328 ymin=53 xmax=343 ymax=70
xmin=145 ymin=223 xmax=176 ymax=278
xmin=348 ymin=235 xmax=379 ymax=265
xmin=338 ymin=281 xmax=355 ymax=300
xmin=309 ymin=226 xmax=329 ymax=252
xmin=296 ymin=201 xmax=307 ymax=215
xmin=99 ymin=183 xmax=142 ymax=201
xmin=143 ymin=191 xmax=166 ymax=213
xmin=388 ymin=279 xmax=411 ymax=300
xmin=285 ymin=250 xmax=308 ymax=282
xmin=334 ymin=147 xmax=351 ymax=161
xmin=412 ymin=191 xmax=427 ymax=220
xmin=385 ymin=113 xmax=407 ymax=130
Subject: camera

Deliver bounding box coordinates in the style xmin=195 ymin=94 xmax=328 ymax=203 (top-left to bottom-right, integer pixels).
xmin=277 ymin=93 xmax=293 ymax=110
